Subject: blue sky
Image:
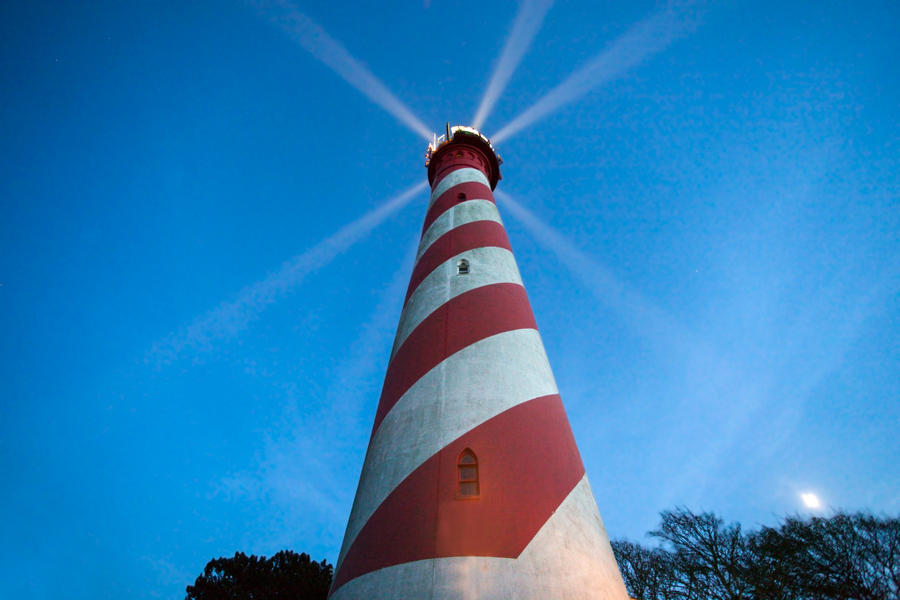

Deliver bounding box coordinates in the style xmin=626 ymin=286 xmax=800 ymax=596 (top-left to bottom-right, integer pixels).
xmin=2 ymin=0 xmax=898 ymax=597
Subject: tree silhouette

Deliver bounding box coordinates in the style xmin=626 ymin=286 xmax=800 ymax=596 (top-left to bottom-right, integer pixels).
xmin=185 ymin=550 xmax=332 ymax=600
xmin=613 ymin=509 xmax=900 ymax=600
xmin=751 ymin=513 xmax=900 ymax=600
xmin=650 ymin=508 xmax=753 ymax=600
xmin=613 ymin=539 xmax=677 ymax=600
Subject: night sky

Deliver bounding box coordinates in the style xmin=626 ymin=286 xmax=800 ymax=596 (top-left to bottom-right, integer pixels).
xmin=2 ymin=1 xmax=898 ymax=597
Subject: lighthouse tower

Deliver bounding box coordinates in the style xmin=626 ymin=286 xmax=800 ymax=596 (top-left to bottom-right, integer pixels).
xmin=329 ymin=126 xmax=628 ymax=599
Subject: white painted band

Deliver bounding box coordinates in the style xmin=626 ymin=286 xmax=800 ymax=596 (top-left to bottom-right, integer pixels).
xmin=337 ymin=329 xmax=559 ymax=568
xmin=429 ymin=168 xmax=490 ymax=207
xmin=392 ymin=246 xmax=523 ymax=360
xmin=416 ymin=199 xmax=502 ymax=262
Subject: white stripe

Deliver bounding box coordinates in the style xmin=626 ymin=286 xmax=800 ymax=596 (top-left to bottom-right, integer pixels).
xmin=337 ymin=329 xmax=558 ymax=568
xmin=331 ymin=559 xmax=441 ymax=600
xmin=416 ymin=199 xmax=502 ymax=262
xmin=392 ymin=246 xmax=523 ymax=360
xmin=508 ymin=476 xmax=629 ymax=599
xmin=429 ymin=167 xmax=490 ymax=206
xmin=331 ymin=476 xmax=629 ymax=600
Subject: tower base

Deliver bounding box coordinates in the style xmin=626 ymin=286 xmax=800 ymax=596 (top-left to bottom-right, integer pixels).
xmin=331 ymin=476 xmax=628 ymax=600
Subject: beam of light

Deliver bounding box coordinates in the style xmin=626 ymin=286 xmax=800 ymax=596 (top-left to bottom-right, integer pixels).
xmin=252 ymin=0 xmax=432 ymax=140
xmin=496 ymin=190 xmax=755 ymax=504
xmin=216 ymin=238 xmax=419 ymax=554
xmin=752 ymin=267 xmax=900 ymax=459
xmin=491 ymin=2 xmax=698 ymax=143
xmin=147 ymin=180 xmax=427 ymax=365
xmin=499 ymin=190 xmax=899 ymax=512
xmin=325 ymin=236 xmax=419 ymax=437
xmin=472 ymin=0 xmax=554 ymax=130
xmin=496 ymin=189 xmax=691 ymax=349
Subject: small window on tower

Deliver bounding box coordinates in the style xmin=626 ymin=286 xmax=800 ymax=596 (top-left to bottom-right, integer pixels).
xmin=457 ymin=448 xmax=479 ymax=498
xmin=457 ymin=259 xmax=469 ymax=275
xmin=457 ymin=192 xmax=466 ymax=201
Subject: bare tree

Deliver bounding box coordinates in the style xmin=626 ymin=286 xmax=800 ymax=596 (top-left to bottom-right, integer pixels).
xmin=651 ymin=508 xmax=754 ymax=600
xmin=751 ymin=513 xmax=900 ymax=600
xmin=612 ymin=539 xmax=678 ymax=600
xmin=613 ymin=510 xmax=900 ymax=600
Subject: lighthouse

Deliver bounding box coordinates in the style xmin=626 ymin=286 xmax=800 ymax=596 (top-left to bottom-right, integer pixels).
xmin=329 ymin=126 xmax=628 ymax=599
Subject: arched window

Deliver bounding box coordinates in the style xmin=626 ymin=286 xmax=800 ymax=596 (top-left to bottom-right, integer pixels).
xmin=457 ymin=448 xmax=479 ymax=498
xmin=457 ymin=259 xmax=469 ymax=275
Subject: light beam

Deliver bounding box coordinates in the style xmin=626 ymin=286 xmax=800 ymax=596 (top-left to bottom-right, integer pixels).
xmin=496 ymin=190 xmax=761 ymax=508
xmin=472 ymin=0 xmax=554 ymax=130
xmin=254 ymin=0 xmax=432 ymax=140
xmin=496 ymin=189 xmax=688 ymax=347
xmin=148 ymin=181 xmax=428 ymax=365
xmin=492 ymin=2 xmax=697 ymax=143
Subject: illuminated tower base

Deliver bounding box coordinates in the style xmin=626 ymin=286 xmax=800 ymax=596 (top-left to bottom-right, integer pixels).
xmin=329 ymin=126 xmax=628 ymax=599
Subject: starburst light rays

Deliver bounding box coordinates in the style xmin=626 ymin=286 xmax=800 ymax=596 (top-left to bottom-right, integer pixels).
xmin=492 ymin=3 xmax=697 ymax=143
xmin=254 ymin=0 xmax=432 ymax=140
xmin=472 ymin=0 xmax=554 ymax=130
xmin=148 ymin=181 xmax=428 ymax=365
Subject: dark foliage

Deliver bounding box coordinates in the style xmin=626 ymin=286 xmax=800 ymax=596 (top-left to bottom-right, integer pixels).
xmin=185 ymin=550 xmax=333 ymax=600
xmin=750 ymin=513 xmax=900 ymax=600
xmin=614 ymin=539 xmax=678 ymax=600
xmin=612 ymin=508 xmax=900 ymax=600
xmin=651 ymin=508 xmax=753 ymax=600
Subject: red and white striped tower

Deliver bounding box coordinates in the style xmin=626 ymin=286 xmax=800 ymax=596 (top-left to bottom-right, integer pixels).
xmin=329 ymin=126 xmax=628 ymax=599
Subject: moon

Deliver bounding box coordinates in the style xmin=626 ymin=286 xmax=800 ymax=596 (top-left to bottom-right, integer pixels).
xmin=801 ymin=492 xmax=821 ymax=509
